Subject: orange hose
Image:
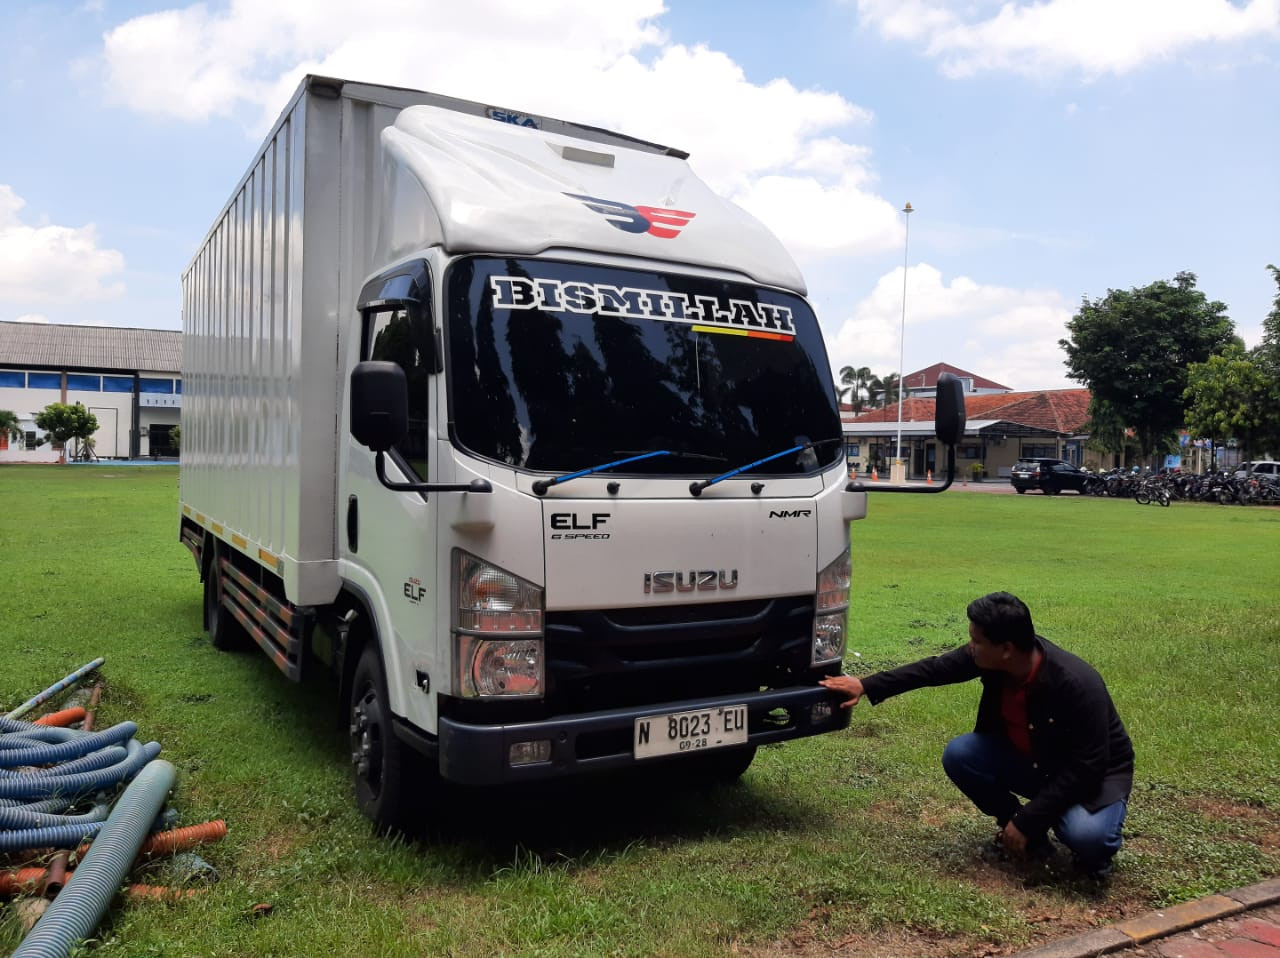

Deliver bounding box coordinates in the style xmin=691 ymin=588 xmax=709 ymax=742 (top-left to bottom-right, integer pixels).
xmin=73 ymin=819 xmax=229 ymax=862
xmin=125 ymin=884 xmax=205 ymax=901
xmin=136 ymin=820 xmax=228 ymax=859
xmin=0 ymin=868 xmax=48 ymax=898
xmin=33 ymin=707 xmax=87 ymax=728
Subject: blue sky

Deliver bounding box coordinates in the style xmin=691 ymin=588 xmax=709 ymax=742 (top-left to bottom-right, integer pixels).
xmin=2 ymin=0 xmax=1277 ymax=390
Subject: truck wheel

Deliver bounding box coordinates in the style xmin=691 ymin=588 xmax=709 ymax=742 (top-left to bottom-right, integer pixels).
xmin=1015 ymin=487 xmax=1026 ymax=494
xmin=204 ymin=549 xmax=248 ymax=651
xmin=686 ymin=745 xmax=757 ymax=785
xmin=349 ymin=644 xmax=424 ymax=833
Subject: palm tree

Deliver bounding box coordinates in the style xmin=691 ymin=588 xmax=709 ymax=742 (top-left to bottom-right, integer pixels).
xmin=837 ymin=366 xmax=873 ymax=411
xmin=868 ymin=373 xmax=901 ymax=408
xmin=0 ymin=409 xmax=22 ymax=447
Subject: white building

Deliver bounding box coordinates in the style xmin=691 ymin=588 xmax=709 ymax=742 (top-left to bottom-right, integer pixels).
xmin=0 ymin=322 xmax=181 ymax=463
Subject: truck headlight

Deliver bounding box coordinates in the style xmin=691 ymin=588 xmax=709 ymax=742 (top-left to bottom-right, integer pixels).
xmin=454 ymin=551 xmax=544 ymax=698
xmin=812 ymin=547 xmax=851 ymax=665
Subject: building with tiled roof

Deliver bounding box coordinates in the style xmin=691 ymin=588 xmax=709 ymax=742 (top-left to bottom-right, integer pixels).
xmin=0 ymin=321 xmax=182 ymax=462
xmin=842 ymin=382 xmax=1093 ymax=481
xmin=900 ymin=362 xmax=1011 ymax=398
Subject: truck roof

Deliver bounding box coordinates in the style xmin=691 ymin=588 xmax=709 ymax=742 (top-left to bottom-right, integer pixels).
xmin=244 ymin=76 xmax=807 ymax=294
xmin=381 ymin=97 xmax=806 ymax=292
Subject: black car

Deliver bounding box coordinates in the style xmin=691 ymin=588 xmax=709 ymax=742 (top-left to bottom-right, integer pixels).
xmin=1010 ymin=458 xmax=1093 ymax=495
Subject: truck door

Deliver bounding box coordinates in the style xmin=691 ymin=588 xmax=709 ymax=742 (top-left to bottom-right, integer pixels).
xmin=342 ymin=291 xmax=440 ymax=739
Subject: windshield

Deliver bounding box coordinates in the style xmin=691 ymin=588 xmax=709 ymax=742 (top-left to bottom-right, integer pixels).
xmin=445 ymin=257 xmax=842 ymax=477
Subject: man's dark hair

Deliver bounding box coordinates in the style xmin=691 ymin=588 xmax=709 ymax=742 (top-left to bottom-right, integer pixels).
xmin=967 ymin=592 xmax=1036 ymax=651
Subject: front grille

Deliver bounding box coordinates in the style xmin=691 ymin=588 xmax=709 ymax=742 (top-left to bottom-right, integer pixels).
xmin=544 ymin=595 xmax=816 ymax=712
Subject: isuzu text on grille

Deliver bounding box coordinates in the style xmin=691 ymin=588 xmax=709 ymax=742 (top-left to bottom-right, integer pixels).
xmin=643 ymin=570 xmax=739 ymax=593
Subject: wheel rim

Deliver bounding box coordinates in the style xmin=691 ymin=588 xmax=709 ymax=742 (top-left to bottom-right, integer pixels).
xmin=351 ymin=684 xmax=385 ymax=800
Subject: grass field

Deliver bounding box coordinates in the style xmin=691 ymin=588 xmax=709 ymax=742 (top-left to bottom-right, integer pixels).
xmin=1 ymin=465 xmax=1277 ymax=957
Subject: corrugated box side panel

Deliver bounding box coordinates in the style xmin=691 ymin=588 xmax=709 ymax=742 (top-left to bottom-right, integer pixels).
xmin=181 ymin=91 xmax=342 ymax=592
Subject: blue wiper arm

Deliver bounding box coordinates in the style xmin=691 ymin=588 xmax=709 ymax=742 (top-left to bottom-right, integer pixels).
xmin=532 ymin=450 xmax=671 ymax=496
xmin=689 ymin=437 xmax=843 ymax=497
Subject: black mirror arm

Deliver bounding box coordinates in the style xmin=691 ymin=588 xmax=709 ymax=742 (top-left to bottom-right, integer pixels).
xmin=848 ymin=445 xmax=957 ymax=495
xmin=374 ymin=451 xmax=493 ymax=494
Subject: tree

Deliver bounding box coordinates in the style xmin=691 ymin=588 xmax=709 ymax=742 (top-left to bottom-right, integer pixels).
xmin=34 ymin=403 xmax=98 ymax=461
xmin=1244 ymin=265 xmax=1280 ymax=457
xmin=1254 ymin=264 xmax=1280 ymax=375
xmin=1082 ymin=398 xmax=1139 ymax=467
xmin=837 ymin=365 xmax=872 ymax=411
xmin=1183 ymin=347 xmax=1272 ymax=460
xmin=869 ymin=372 xmax=900 ymax=408
xmin=0 ymin=410 xmax=21 ymax=443
xmin=1060 ymin=272 xmax=1235 ymax=461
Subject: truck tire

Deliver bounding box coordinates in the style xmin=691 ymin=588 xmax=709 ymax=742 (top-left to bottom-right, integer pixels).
xmin=349 ymin=644 xmax=425 ymax=833
xmin=204 ymin=548 xmax=248 ymax=651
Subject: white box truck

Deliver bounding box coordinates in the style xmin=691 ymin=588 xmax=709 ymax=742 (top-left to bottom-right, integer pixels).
xmin=179 ymin=76 xmax=965 ymax=830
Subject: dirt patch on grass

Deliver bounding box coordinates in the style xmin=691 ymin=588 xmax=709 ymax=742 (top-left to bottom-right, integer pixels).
xmin=741 ymin=847 xmax=1153 ymax=958
xmin=1184 ymin=796 xmax=1280 ymax=851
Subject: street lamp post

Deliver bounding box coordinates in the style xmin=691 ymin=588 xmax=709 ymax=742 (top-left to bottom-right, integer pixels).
xmin=893 ymin=202 xmax=913 ymax=483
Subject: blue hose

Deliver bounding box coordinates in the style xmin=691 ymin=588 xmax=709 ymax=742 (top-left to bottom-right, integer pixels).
xmin=0 ymin=738 xmax=161 ymax=802
xmin=13 ymin=759 xmax=176 ymax=958
xmin=0 ymin=720 xmax=137 ymax=766
xmin=0 ymin=715 xmax=162 ymax=854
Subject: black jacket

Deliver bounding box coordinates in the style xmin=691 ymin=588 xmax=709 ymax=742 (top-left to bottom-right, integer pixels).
xmin=859 ymin=637 xmax=1134 ymax=839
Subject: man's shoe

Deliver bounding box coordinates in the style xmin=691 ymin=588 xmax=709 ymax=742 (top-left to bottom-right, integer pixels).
xmin=1075 ymin=857 xmax=1115 ymax=882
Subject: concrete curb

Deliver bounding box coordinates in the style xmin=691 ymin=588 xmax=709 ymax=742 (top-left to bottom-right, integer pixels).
xmin=1009 ymin=878 xmax=1280 ymax=957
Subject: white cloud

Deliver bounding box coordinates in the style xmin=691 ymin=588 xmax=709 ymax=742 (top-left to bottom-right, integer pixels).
xmin=857 ymin=0 xmax=1280 ymax=78
xmin=0 ymin=186 xmax=126 ymax=305
xmin=11 ymin=313 xmax=50 ymax=323
xmin=97 ymin=1 xmax=891 ymax=265
xmin=99 ymin=0 xmax=671 ymax=123
xmin=92 ymin=0 xmax=1086 ymax=390
xmin=829 ymin=263 xmax=1075 ymax=389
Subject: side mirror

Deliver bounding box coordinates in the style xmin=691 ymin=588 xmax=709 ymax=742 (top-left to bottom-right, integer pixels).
xmin=934 ymin=372 xmax=966 ymax=446
xmin=350 ymin=361 xmax=408 ymax=452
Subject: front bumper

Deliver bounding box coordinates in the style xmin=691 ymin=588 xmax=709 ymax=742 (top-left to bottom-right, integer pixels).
xmin=428 ymin=685 xmax=850 ymax=785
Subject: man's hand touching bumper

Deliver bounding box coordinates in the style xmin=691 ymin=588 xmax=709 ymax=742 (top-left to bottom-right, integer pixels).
xmin=819 ymin=674 xmax=865 ymax=708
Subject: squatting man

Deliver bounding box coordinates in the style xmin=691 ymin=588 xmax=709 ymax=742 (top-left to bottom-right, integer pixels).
xmin=820 ymin=592 xmax=1133 ymax=878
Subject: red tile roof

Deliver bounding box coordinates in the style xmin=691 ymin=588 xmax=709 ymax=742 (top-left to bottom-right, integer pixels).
xmin=903 ymin=362 xmax=1011 ymax=392
xmin=847 ymin=388 xmax=1092 ymax=435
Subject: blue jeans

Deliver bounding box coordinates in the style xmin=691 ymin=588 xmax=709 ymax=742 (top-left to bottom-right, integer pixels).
xmin=942 ymin=732 xmax=1126 ymax=867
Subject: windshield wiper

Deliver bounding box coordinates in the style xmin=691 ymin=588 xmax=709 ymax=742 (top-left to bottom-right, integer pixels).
xmin=532 ymin=449 xmax=728 ymax=495
xmin=689 ymin=436 xmax=843 ymax=497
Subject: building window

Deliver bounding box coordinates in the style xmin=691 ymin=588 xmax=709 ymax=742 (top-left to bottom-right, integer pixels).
xmin=139 ymin=379 xmax=174 ymax=394
xmin=1024 ymin=444 xmax=1058 ymax=458
xmin=67 ymin=374 xmax=101 ymax=392
xmin=103 ymin=376 xmax=133 ymax=393
xmin=0 ymin=370 xmax=23 ymax=387
xmin=25 ymin=430 xmax=39 ymax=451
xmin=845 ymin=442 xmax=860 ymax=459
xmin=28 ymin=372 xmax=61 ymax=389
xmin=957 ymin=445 xmax=982 ymax=459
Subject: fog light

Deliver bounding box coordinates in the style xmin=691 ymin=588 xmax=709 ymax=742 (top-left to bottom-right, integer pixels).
xmin=810 ymin=701 xmax=833 ymax=724
xmin=812 ymin=613 xmax=847 ymax=664
xmin=509 ymin=740 xmax=552 ymax=766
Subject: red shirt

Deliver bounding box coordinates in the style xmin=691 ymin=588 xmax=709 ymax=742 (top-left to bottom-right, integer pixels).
xmin=1001 ymin=652 xmax=1043 ymax=755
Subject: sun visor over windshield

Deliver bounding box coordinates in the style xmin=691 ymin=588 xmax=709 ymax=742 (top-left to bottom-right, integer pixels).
xmin=377 ymin=105 xmax=806 ymax=294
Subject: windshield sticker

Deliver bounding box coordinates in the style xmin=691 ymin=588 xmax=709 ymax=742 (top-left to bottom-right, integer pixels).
xmin=565 ymin=193 xmax=696 ymax=239
xmin=488 ymin=276 xmax=796 ymax=342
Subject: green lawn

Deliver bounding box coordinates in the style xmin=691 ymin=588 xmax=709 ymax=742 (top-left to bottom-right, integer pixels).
xmin=1 ymin=466 xmax=1277 ymax=957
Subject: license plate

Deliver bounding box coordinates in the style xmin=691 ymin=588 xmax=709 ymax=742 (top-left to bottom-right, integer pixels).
xmin=634 ymin=704 xmax=748 ymax=759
